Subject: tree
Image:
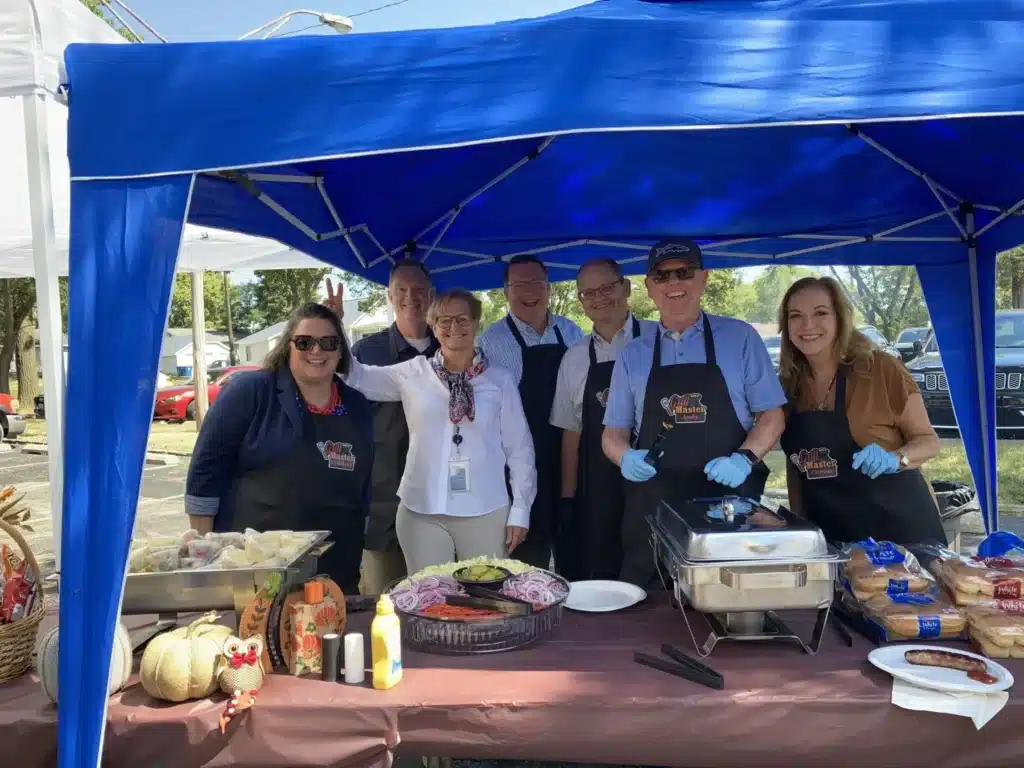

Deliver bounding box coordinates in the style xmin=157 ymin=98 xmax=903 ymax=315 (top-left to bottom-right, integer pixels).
xmin=252 ymin=268 xmax=334 ymax=323
xmin=341 ymin=272 xmax=388 ymax=315
xmin=747 ymin=266 xmax=819 ymax=324
xmin=16 ymin=326 xmax=40 ymax=405
xmin=0 ymin=279 xmax=37 ymax=394
xmin=78 ymin=1 xmax=142 ymax=41
xmin=828 ymin=266 xmax=929 ymax=339
xmin=167 ymin=272 xmax=232 ymax=329
xmin=997 ymin=247 xmax=1024 ymax=310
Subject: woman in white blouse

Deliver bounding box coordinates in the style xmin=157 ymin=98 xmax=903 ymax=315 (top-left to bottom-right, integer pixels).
xmin=339 ymin=287 xmax=537 ymax=574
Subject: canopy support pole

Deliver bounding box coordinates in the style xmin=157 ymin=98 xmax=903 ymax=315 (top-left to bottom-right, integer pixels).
xmin=22 ymin=92 xmax=65 ymax=571
xmin=965 ymin=211 xmax=998 ymax=532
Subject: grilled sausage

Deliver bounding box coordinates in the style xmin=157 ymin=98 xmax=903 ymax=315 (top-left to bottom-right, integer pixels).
xmin=904 ymin=649 xmax=988 ymax=674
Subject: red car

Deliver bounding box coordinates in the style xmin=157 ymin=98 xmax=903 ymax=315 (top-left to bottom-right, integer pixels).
xmin=153 ymin=365 xmax=259 ymax=422
xmin=0 ymin=392 xmax=26 ymax=440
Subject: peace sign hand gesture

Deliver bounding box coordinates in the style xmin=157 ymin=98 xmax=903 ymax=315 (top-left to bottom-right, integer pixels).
xmin=324 ymin=277 xmax=344 ymax=322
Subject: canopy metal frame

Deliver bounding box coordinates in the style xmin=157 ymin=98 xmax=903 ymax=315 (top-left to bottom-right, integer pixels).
xmin=200 ymin=124 xmax=1024 ymax=531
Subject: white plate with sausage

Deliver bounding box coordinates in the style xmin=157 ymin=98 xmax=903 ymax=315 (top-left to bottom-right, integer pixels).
xmin=868 ymin=645 xmax=1014 ymax=694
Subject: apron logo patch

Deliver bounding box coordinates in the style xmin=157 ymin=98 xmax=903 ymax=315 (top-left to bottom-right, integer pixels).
xmin=317 ymin=441 xmax=356 ymax=471
xmin=596 ymin=388 xmax=609 ymax=408
xmin=660 ymin=393 xmax=707 ymax=424
xmin=790 ymin=447 xmax=838 ymax=480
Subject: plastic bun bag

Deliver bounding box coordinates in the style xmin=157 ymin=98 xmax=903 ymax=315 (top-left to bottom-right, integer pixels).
xmin=860 ymin=591 xmax=966 ymax=641
xmin=841 ymin=539 xmax=935 ymax=601
xmin=919 ymin=545 xmax=1024 ymax=606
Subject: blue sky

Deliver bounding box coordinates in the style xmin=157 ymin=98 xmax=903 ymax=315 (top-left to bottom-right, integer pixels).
xmin=122 ymin=1 xmax=587 ymax=40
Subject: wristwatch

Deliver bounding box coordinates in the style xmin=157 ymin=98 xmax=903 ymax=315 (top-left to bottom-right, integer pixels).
xmin=737 ymin=449 xmax=758 ymax=466
xmin=895 ymin=450 xmax=910 ymax=469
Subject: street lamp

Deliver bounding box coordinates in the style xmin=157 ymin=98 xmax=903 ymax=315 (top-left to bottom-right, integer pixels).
xmin=239 ymin=9 xmax=354 ymax=40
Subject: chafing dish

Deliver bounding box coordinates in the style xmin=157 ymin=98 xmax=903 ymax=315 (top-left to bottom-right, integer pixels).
xmin=121 ymin=530 xmax=332 ymax=632
xmin=648 ymin=497 xmax=848 ymax=656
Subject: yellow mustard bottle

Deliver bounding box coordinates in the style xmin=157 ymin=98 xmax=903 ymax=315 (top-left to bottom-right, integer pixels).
xmin=371 ymin=593 xmax=403 ymax=690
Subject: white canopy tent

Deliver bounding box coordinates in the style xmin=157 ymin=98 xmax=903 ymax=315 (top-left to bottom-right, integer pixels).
xmin=0 ymin=0 xmax=325 ymax=567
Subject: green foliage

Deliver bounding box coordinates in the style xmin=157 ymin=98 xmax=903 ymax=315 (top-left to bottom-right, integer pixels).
xmin=0 ymin=279 xmax=38 ymax=393
xmin=997 ymin=247 xmax=1024 ymax=310
xmin=828 ymin=266 xmax=929 ymax=339
xmin=78 ymin=0 xmax=142 ymax=42
xmin=745 ymin=266 xmax=819 ymax=324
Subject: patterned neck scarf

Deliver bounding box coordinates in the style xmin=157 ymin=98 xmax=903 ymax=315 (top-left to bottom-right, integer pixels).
xmin=430 ymin=348 xmax=488 ymax=424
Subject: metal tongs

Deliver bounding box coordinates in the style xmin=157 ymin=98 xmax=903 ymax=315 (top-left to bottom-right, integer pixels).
xmin=634 ymin=643 xmax=724 ymax=690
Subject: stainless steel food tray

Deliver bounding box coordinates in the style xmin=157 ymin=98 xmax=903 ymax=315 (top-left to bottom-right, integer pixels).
xmin=394 ymin=570 xmax=570 ymax=655
xmin=121 ymin=530 xmax=332 ymax=624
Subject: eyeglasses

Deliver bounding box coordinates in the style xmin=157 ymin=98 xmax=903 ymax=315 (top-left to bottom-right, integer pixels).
xmin=436 ymin=314 xmax=473 ymax=330
xmin=578 ymin=279 xmax=623 ymax=303
xmin=507 ymin=279 xmax=547 ymax=291
xmin=650 ymin=266 xmax=698 ymax=284
xmin=291 ymin=335 xmax=341 ymax=352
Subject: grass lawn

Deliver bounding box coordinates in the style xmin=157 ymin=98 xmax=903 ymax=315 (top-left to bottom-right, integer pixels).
xmin=764 ymin=440 xmax=1024 ymax=507
xmin=18 ymin=417 xmax=199 ymax=455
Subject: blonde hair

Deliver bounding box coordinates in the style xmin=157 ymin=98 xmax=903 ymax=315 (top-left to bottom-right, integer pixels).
xmin=426 ymin=289 xmax=483 ymax=329
xmin=777 ymin=276 xmax=875 ymax=407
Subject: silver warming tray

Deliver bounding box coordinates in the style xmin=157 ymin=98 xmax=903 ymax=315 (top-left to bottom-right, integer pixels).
xmin=121 ymin=530 xmax=333 ymax=628
xmin=648 ymin=498 xmax=848 ymax=656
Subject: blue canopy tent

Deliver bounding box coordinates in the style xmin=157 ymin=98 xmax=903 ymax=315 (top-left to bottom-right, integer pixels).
xmin=58 ymin=0 xmax=1024 ymax=764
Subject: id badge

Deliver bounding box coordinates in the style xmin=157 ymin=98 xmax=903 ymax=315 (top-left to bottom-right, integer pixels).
xmin=448 ymin=458 xmax=471 ymax=493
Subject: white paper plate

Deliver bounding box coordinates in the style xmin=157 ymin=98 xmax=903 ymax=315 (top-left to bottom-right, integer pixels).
xmin=565 ymin=580 xmax=647 ymax=612
xmin=868 ymin=645 xmax=1015 ymax=694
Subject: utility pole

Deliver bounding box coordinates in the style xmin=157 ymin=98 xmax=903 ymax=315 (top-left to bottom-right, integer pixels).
xmin=223 ymin=272 xmax=236 ymax=365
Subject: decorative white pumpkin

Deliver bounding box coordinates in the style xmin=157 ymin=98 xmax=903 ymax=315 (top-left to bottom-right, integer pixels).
xmin=139 ymin=612 xmax=232 ymax=702
xmin=37 ymin=621 xmax=134 ymax=704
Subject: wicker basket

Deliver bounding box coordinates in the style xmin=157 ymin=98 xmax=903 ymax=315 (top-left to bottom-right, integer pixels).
xmin=0 ymin=517 xmax=45 ymax=683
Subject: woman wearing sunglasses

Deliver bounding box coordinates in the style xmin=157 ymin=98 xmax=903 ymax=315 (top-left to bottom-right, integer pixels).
xmin=185 ymin=302 xmax=374 ymax=595
xmin=334 ymin=283 xmax=537 ymax=576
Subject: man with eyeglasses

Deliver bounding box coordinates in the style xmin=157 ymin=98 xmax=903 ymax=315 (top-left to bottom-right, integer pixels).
xmin=351 ymin=260 xmax=438 ymax=593
xmin=477 ymin=254 xmax=584 ymax=569
xmin=601 ymin=239 xmax=786 ymax=587
xmin=549 ymin=258 xmax=656 ymax=581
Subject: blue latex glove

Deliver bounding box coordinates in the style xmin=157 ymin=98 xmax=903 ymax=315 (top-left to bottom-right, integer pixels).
xmin=704 ymin=453 xmax=753 ymax=488
xmin=621 ymin=449 xmax=658 ymax=482
xmin=851 ymin=443 xmax=900 ymax=479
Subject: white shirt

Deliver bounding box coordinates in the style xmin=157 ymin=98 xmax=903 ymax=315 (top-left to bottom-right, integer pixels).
xmin=476 ymin=312 xmax=585 ymax=384
xmin=550 ymin=313 xmax=656 ymax=433
xmin=345 ymin=355 xmax=537 ymax=528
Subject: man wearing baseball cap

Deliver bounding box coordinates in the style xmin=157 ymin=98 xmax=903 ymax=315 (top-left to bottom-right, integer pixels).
xmin=601 ymin=238 xmax=786 ymax=587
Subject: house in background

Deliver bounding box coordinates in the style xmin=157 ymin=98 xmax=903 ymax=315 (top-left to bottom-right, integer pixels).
xmin=159 ymin=329 xmax=230 ymax=377
xmin=236 ymin=299 xmax=389 ymax=365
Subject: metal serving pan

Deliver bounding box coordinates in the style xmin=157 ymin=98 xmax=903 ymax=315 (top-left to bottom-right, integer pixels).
xmin=121 ymin=530 xmax=332 ymax=621
xmin=650 ymin=501 xmax=847 ymax=614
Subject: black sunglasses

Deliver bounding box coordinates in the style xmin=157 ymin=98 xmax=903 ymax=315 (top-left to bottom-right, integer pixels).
xmin=650 ymin=266 xmax=698 ymax=284
xmin=291 ymin=335 xmax=341 ymax=352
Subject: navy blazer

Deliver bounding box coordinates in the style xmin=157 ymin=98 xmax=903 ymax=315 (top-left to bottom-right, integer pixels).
xmin=185 ymin=366 xmax=374 ymax=526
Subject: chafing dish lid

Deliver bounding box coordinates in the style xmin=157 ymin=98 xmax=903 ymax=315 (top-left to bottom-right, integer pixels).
xmin=651 ymin=497 xmax=831 ymax=562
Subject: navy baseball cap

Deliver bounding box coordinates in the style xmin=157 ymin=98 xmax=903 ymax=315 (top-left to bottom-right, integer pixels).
xmin=647 ymin=238 xmax=703 ymax=273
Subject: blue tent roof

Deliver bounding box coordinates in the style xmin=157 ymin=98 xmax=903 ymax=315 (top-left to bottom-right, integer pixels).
xmin=58 ymin=2 xmax=1023 ymax=766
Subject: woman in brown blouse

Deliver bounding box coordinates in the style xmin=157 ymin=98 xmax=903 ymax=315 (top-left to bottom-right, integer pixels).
xmin=777 ymin=276 xmax=946 ymax=547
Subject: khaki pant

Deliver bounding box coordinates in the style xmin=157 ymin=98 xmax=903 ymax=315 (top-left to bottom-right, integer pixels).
xmin=395 ymin=503 xmax=509 ymax=576
xmin=360 ymin=548 xmax=407 ymax=595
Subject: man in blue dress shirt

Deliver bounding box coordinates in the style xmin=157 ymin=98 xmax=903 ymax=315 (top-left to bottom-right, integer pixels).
xmin=477 ymin=255 xmax=584 ymax=570
xmin=601 ymin=239 xmax=786 ymax=587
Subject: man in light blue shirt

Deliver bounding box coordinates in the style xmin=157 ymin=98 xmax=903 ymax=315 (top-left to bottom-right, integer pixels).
xmin=477 ymin=255 xmax=583 ymax=571
xmin=600 ymin=238 xmax=787 ymax=586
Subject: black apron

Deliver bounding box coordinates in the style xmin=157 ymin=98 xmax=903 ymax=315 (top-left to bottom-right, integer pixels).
xmin=561 ymin=316 xmax=642 ymax=582
xmin=364 ymin=327 xmax=438 ymax=554
xmin=220 ymin=385 xmax=373 ymax=596
xmin=620 ymin=316 xmax=769 ymax=587
xmin=506 ymin=316 xmax=567 ymax=570
xmin=779 ymin=368 xmax=946 ymax=548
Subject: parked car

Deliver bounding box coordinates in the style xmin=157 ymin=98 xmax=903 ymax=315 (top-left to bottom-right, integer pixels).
xmin=895 ymin=326 xmax=930 ymax=361
xmin=858 ymin=326 xmax=902 ymax=359
xmin=35 ymin=371 xmax=174 ymax=419
xmin=907 ymin=310 xmax=1024 ymax=436
xmin=0 ymin=393 xmax=26 ymax=440
xmin=153 ymin=365 xmax=259 ymax=422
xmin=763 ymin=334 xmax=781 ymax=372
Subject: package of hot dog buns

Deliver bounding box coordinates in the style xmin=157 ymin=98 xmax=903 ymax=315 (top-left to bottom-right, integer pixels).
xmin=858 ymin=590 xmax=967 ymax=642
xmin=917 ymin=546 xmax=1024 ymax=606
xmin=840 ymin=539 xmax=937 ymax=601
xmin=963 ymin=603 xmax=1024 ymax=659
